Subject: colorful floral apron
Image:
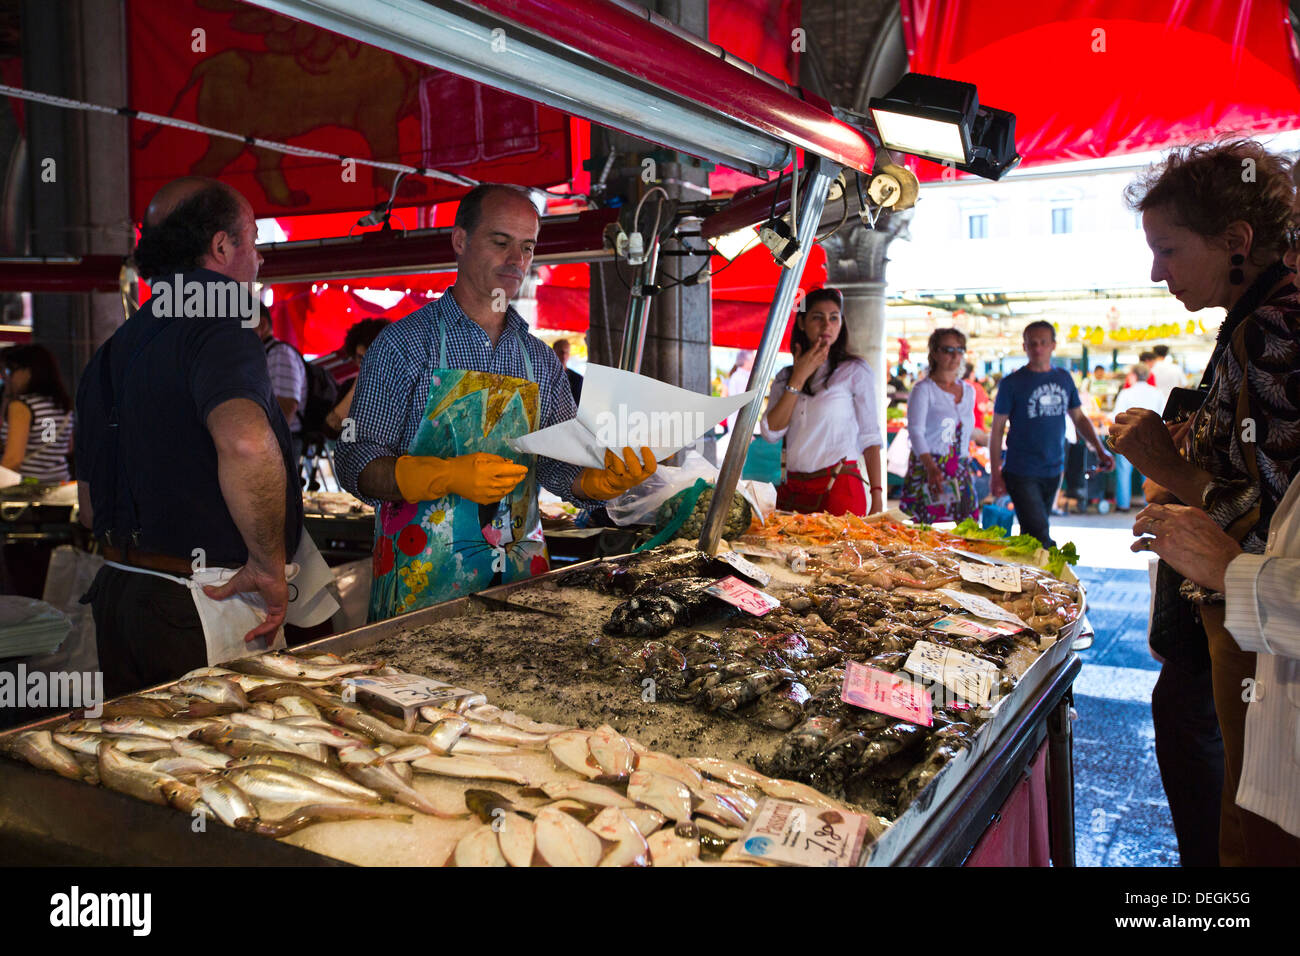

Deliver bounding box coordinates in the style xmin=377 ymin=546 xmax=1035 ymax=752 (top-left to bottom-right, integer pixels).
xmin=368 ymin=318 xmax=549 ymax=621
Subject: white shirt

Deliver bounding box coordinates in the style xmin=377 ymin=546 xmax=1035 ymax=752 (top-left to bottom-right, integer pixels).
xmin=1150 ymin=358 xmax=1185 ymax=412
xmin=906 ymin=376 xmax=975 ymax=457
xmin=1112 ymin=380 xmax=1164 ymax=416
xmin=760 ymin=358 xmax=882 ymax=473
xmin=1223 ymin=471 xmax=1300 ymax=838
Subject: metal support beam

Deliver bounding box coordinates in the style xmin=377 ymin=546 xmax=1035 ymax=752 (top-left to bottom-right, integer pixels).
xmin=616 ymin=234 xmax=661 ymax=373
xmin=697 ymin=155 xmax=837 ymax=554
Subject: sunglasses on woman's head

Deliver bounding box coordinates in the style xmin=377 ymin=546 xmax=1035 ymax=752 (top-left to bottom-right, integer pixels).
xmin=937 ymin=346 xmax=966 ymax=355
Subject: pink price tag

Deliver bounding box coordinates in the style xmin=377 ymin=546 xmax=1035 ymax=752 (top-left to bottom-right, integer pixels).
xmin=841 ymin=661 xmax=934 ymax=727
xmin=705 ymin=575 xmax=781 ymax=616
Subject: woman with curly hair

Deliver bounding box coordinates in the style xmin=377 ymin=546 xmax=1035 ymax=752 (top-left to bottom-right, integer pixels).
xmin=1111 ymin=139 xmax=1300 ymax=866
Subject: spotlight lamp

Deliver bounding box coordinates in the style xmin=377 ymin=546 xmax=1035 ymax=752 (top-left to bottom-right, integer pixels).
xmin=869 ymin=73 xmax=1021 ymax=181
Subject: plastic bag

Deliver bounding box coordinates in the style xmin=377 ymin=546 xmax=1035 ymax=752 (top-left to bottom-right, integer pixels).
xmin=605 ymin=449 xmax=776 ymax=527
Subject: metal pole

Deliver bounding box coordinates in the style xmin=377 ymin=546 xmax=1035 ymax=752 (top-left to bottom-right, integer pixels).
xmin=617 ymin=234 xmax=662 ymax=373
xmin=698 ymin=156 xmax=837 ymax=554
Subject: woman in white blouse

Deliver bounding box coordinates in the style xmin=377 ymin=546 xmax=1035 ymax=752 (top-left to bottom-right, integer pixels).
xmin=1133 ymin=484 xmax=1300 ymax=859
xmin=760 ymin=288 xmax=883 ymax=516
xmin=900 ymin=328 xmax=979 ymax=524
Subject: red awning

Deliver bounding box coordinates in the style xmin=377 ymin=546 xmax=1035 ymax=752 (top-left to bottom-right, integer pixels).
xmin=901 ymin=0 xmax=1300 ymax=177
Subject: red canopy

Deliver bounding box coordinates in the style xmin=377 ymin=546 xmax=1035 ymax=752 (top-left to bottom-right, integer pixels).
xmin=901 ymin=0 xmax=1300 ymax=178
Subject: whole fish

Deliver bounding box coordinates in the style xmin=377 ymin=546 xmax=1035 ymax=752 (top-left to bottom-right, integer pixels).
xmin=684 ymin=756 xmax=771 ymax=790
xmin=173 ymin=677 xmax=250 ymax=710
xmin=227 ymin=713 xmax=366 ymax=750
xmin=463 ymin=704 xmax=570 ymax=735
xmin=144 ymin=756 xmax=211 ymax=780
xmin=634 ymin=751 xmax=704 ymax=790
xmin=168 ymin=738 xmax=232 ymax=770
xmin=341 ymin=761 xmax=464 ymax=818
xmin=54 ymin=731 xmax=170 ymax=757
xmin=588 ymin=807 xmax=650 ymax=867
xmin=587 ymin=724 xmax=635 ymax=779
xmin=647 ymin=827 xmax=699 ymax=866
xmin=535 ymin=805 xmax=603 ymax=866
xmin=97 ymin=742 xmax=174 ymax=804
xmin=324 ymin=705 xmax=444 ymax=753
xmin=101 ymin=716 xmax=218 ymax=740
xmin=496 ymin=811 xmax=536 ymax=867
xmin=159 ymin=779 xmax=213 ymax=820
xmin=539 ymin=780 xmax=635 ymax=809
xmin=545 ymin=730 xmax=602 ymax=779
xmin=195 ymin=772 xmax=260 ymax=828
xmin=56 ymin=718 xmax=104 ymax=734
xmin=420 ymin=706 xmax=550 ymax=749
xmin=225 ymin=752 xmax=381 ymax=802
xmin=755 ymin=777 xmax=851 ymax=813
xmin=3 ymin=730 xmax=83 ymax=781
xmin=277 ymin=696 xmax=322 ymax=720
xmin=409 ymin=754 xmax=531 ymax=785
xmin=452 ymin=823 xmax=507 ymax=867
xmin=235 ymin=674 xmax=334 ymax=694
xmin=99 ymin=696 xmax=181 ymax=719
xmin=700 ymin=779 xmax=758 ymax=815
xmin=194 ymin=724 xmax=305 ymax=758
xmin=627 ymin=770 xmax=693 ymax=821
xmin=427 ymin=717 xmax=471 ymax=754
xmin=224 ymin=765 xmax=375 ymax=805
xmin=226 ymin=652 xmax=379 ymax=682
xmin=251 ymin=803 xmax=414 ymax=838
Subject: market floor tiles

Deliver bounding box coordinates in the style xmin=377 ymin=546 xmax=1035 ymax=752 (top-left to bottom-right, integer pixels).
xmin=1070 ymin=563 xmax=1181 ymax=867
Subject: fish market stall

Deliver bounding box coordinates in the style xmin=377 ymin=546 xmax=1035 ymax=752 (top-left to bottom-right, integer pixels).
xmin=0 ymin=514 xmax=1082 ymax=867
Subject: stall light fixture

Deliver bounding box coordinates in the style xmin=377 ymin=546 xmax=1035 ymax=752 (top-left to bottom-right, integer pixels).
xmin=869 ymin=73 xmax=1021 ymax=181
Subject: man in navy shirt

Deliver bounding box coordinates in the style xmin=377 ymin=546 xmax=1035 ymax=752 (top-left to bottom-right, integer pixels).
xmin=76 ymin=177 xmax=302 ymax=697
xmin=990 ymin=320 xmax=1113 ymax=547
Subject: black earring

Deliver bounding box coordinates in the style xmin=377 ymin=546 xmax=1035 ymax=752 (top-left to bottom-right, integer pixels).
xmin=1230 ymin=253 xmax=1245 ymax=285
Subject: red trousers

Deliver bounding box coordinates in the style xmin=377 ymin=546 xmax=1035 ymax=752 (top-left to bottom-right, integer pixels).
xmin=776 ymin=460 xmax=867 ymax=516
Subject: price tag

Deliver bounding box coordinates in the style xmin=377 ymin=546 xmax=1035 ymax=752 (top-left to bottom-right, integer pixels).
xmin=929 ymin=615 xmax=1023 ymax=643
xmin=903 ymin=640 xmax=999 ymax=705
xmin=717 ymin=551 xmax=772 ymax=586
xmin=731 ymin=542 xmax=782 ymax=560
xmin=705 ymin=575 xmax=781 ymax=616
xmin=938 ymin=588 xmax=1030 ymax=630
xmin=737 ymin=797 xmax=874 ymax=867
xmin=958 ymin=562 xmax=1023 ymax=592
xmin=344 ymin=673 xmax=486 ymax=721
xmin=841 ymin=661 xmax=933 ymax=726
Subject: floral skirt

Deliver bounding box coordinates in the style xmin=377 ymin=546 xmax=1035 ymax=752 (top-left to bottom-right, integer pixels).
xmin=899 ymin=450 xmax=978 ymax=524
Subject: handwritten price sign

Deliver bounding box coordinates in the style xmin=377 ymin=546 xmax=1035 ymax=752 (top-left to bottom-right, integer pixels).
xmin=738 ymin=797 xmax=874 ymax=867
xmin=841 ymin=661 xmax=934 ymax=726
xmin=958 ymin=562 xmax=1023 ymax=592
xmin=705 ymin=575 xmax=781 ymax=616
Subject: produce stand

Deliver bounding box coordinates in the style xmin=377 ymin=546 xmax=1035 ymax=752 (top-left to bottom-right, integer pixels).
xmin=0 ymin=532 xmax=1082 ymax=867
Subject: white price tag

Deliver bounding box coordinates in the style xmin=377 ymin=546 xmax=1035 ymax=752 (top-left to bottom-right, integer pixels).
xmin=717 ymin=551 xmax=772 ymax=586
xmin=938 ymin=588 xmax=1030 ymax=630
xmin=958 ymin=562 xmax=1023 ymax=592
xmin=705 ymin=575 xmax=781 ymax=616
xmin=737 ymin=797 xmax=874 ymax=867
xmin=344 ymin=673 xmax=485 ymax=715
xmin=929 ymin=615 xmax=1022 ymax=643
xmin=903 ymin=640 xmax=999 ymax=705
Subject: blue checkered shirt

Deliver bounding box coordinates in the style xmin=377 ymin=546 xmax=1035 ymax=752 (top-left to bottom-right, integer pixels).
xmin=335 ymin=291 xmax=589 ymax=507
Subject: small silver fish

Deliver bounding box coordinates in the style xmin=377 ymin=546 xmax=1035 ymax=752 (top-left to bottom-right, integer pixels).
xmin=3 ymin=730 xmax=83 ymax=781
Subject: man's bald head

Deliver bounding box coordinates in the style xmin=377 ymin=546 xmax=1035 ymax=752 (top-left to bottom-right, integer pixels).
xmin=134 ymin=178 xmax=254 ymax=282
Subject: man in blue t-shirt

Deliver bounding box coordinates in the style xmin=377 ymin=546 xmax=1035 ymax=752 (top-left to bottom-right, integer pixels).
xmin=989 ymin=321 xmax=1113 ymax=547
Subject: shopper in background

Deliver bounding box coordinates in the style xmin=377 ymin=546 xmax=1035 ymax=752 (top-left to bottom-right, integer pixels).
xmin=1125 ymin=351 xmax=1157 ymax=388
xmin=964 ymin=361 xmax=993 ymax=430
xmin=256 ymin=304 xmax=308 ymax=473
xmin=1149 ymin=344 xmax=1185 ymax=412
xmin=1 ymin=344 xmax=74 ymax=482
xmin=1111 ymin=138 xmax=1300 ymax=866
xmin=989 ymin=320 xmax=1113 ymax=547
xmin=1132 ymin=487 xmax=1300 ymax=855
xmin=761 ymin=287 xmax=884 ymax=516
xmin=552 ymin=337 xmax=583 ymax=405
xmin=324 ymin=318 xmax=390 ymax=436
xmin=1109 ymin=364 xmax=1164 ymax=512
xmin=900 ymin=329 xmax=978 ymax=524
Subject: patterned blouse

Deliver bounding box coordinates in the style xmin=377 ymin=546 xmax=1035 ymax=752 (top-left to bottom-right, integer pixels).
xmin=1188 ymin=286 xmax=1300 ymax=556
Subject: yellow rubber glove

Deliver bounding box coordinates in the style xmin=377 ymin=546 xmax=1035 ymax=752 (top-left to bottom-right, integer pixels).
xmin=578 ymin=446 xmax=658 ymax=500
xmin=394 ymin=453 xmax=528 ymax=505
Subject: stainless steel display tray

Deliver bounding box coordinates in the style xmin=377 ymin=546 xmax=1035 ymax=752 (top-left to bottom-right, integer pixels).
xmin=0 ymin=556 xmax=1083 ymax=866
